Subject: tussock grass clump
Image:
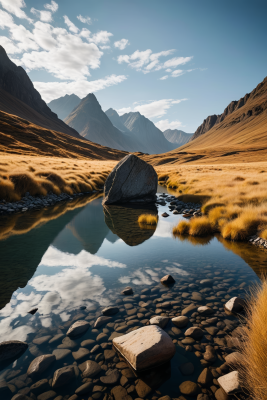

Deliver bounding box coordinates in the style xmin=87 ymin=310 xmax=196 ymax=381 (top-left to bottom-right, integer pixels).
xmin=188 ymin=216 xmax=213 ymax=236
xmin=260 ymin=229 xmax=267 ymax=240
xmin=240 ymin=281 xmax=267 ymax=400
xmin=0 ymin=154 xmax=116 ymax=201
xmin=173 ymin=220 xmax=190 ymax=236
xmin=138 ymin=214 xmax=158 ymax=229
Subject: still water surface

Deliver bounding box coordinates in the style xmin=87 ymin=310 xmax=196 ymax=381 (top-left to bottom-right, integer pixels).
xmin=0 ymin=186 xmax=265 ymax=398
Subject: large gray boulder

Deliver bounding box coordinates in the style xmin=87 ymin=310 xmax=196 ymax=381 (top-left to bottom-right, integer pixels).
xmin=0 ymin=340 xmax=28 ymax=362
xmin=102 ymin=154 xmax=158 ymax=205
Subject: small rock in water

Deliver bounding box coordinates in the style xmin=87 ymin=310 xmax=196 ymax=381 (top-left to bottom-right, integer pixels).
xmin=94 ymin=316 xmax=112 ymax=328
xmin=185 ymin=327 xmax=204 ymax=339
xmin=112 ymin=325 xmax=176 ymax=370
xmin=200 ymin=279 xmax=213 ymax=287
xmin=225 ymin=352 xmax=244 ymax=367
xmin=28 ymin=308 xmax=38 ymax=315
xmin=121 ymin=286 xmax=133 ymax=295
xmin=66 ymin=320 xmax=90 ymax=337
xmin=0 ymin=340 xmax=28 ymax=362
xmin=172 ymin=316 xmax=189 ymax=328
xmin=27 ymin=354 xmax=56 ymax=378
xmin=52 ymin=366 xmax=75 ymax=388
xmin=179 ymin=381 xmax=200 ymax=396
xmin=150 ymin=316 xmax=169 ymax=329
xmin=161 ymin=212 xmax=169 ymax=217
xmin=203 ymin=345 xmax=217 ymax=363
xmin=81 ymin=360 xmax=101 ymax=378
xmin=218 ymin=370 xmax=241 ymax=395
xmin=160 ymin=274 xmax=175 ymax=285
xmin=225 ymin=297 xmax=246 ymax=313
xmin=102 ymin=306 xmax=119 ymax=316
xmin=198 ymin=306 xmax=214 ymax=316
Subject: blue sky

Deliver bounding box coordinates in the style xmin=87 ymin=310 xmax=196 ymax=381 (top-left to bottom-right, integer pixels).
xmin=0 ymin=0 xmax=266 ymax=132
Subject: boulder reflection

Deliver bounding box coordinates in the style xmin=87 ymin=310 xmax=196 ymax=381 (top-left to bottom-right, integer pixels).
xmin=103 ymin=204 xmax=158 ymax=246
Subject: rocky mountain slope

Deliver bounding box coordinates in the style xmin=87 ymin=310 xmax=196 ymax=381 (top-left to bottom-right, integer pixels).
xmin=64 ymin=94 xmax=145 ymax=153
xmin=48 ymin=94 xmax=81 ymax=120
xmin=163 ymin=129 xmax=193 ymax=145
xmin=191 ymin=78 xmax=267 ymax=141
xmin=105 ymin=108 xmax=132 ymax=134
xmin=142 ymin=76 xmax=267 ymax=165
xmin=120 ymin=112 xmax=176 ymax=154
xmin=0 ymin=46 xmax=80 ymax=138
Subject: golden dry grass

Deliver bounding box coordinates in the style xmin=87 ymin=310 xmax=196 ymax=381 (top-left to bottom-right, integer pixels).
xmin=0 ymin=154 xmax=117 ymax=201
xmin=159 ymin=162 xmax=267 ymax=241
xmin=173 ymin=220 xmax=190 ymax=235
xmin=260 ymin=229 xmax=267 ymax=240
xmin=138 ymin=214 xmax=158 ymax=229
xmin=239 ymin=281 xmax=267 ymax=400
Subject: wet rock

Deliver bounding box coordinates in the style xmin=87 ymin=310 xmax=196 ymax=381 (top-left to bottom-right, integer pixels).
xmin=121 ymin=287 xmax=133 ymax=295
xmin=215 ymin=388 xmax=229 ymax=400
xmin=218 ymin=371 xmax=241 ymax=395
xmin=52 ymin=349 xmax=71 ymax=361
xmin=121 ymin=368 xmax=136 ymax=379
xmin=179 ymin=362 xmax=194 ymax=375
xmin=48 ymin=334 xmax=64 ymax=344
xmin=33 ymin=336 xmax=52 ymax=345
xmin=161 ymin=212 xmax=169 ymax=217
xmin=81 ymin=339 xmax=96 ymax=348
xmin=135 ymin=379 xmax=152 ymax=397
xmin=75 ymin=382 xmax=94 ymax=395
xmin=72 ymin=347 xmax=90 ymax=360
xmin=198 ymin=306 xmax=214 ymax=316
xmin=30 ymin=379 xmax=50 ymax=395
xmin=67 ymin=320 xmax=90 ymax=337
xmin=109 ymin=332 xmax=124 ymax=341
xmin=57 ymin=336 xmax=78 ymax=349
xmin=205 ymin=327 xmax=219 ymax=336
xmin=197 ymin=368 xmax=213 ymax=386
xmin=11 ymin=395 xmax=32 ymax=400
xmin=172 ymin=316 xmax=189 ymax=328
xmin=113 ymin=325 xmax=175 ymax=370
xmin=111 ymin=385 xmax=133 ymax=400
xmin=27 ymin=354 xmax=56 ymax=378
xmin=104 ymin=349 xmax=116 ymax=361
xmin=181 ymin=304 xmax=197 ymax=316
xmin=94 ymin=316 xmax=112 ymax=328
xmin=100 ymin=370 xmax=120 ymax=385
xmin=52 ymin=366 xmax=75 ymax=388
xmin=179 ymin=381 xmax=200 ymax=396
xmin=103 ymin=154 xmax=157 ymax=205
xmin=204 ymin=346 xmax=217 ymax=363
xmin=160 ymin=275 xmax=175 ymax=285
xmin=185 ymin=327 xmax=204 ymax=339
xmin=225 ymin=297 xmax=246 ymax=313
xmin=225 ymin=352 xmax=244 ymax=368
xmin=96 ymin=333 xmax=108 ymax=342
xmin=82 ymin=360 xmax=101 ymax=378
xmin=200 ymin=279 xmax=213 ymax=287
xmin=0 ymin=341 xmax=28 ymax=362
xmin=149 ymin=316 xmax=169 ymax=329
xmin=192 ymin=292 xmax=203 ymax=301
xmin=102 ymin=306 xmax=120 ymax=316
xmin=36 ymin=391 xmax=57 ymax=400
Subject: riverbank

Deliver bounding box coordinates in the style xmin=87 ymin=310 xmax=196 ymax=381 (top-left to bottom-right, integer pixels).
xmin=155 ymin=162 xmax=267 ymax=245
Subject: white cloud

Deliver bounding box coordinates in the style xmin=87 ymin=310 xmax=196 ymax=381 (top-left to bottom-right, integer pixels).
xmin=163 ymin=56 xmax=193 ymax=68
xmin=117 ymin=49 xmax=193 ymax=74
xmin=89 ymin=30 xmax=113 ymax=44
xmin=77 ymin=15 xmax=92 ymax=25
xmin=116 ymin=107 xmax=132 ymax=115
xmin=100 ymin=45 xmax=110 ymax=50
xmin=114 ymin=38 xmax=129 ymax=50
xmin=31 ymin=8 xmax=53 ymax=22
xmin=63 ymin=15 xmax=79 ymax=33
xmin=171 ymin=69 xmax=185 ymax=77
xmin=160 ymin=75 xmax=168 ymax=80
xmin=155 ymin=119 xmax=183 ymax=131
xmin=116 ymin=98 xmax=187 ymax=119
xmin=0 ymin=36 xmax=20 ymax=53
xmin=34 ymin=74 xmax=127 ymax=102
xmin=0 ymin=0 xmax=32 ymax=22
xmin=45 ymin=1 xmax=58 ymax=12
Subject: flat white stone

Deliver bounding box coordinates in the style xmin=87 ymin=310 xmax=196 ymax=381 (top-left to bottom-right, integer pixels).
xmin=225 ymin=297 xmax=245 ymax=313
xmin=112 ymin=325 xmax=176 ymax=371
xmin=218 ymin=371 xmax=241 ymax=395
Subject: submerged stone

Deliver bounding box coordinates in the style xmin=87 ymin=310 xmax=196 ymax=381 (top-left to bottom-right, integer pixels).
xmin=0 ymin=341 xmax=28 ymax=363
xmin=27 ymin=354 xmax=56 ymax=378
xmin=66 ymin=320 xmax=90 ymax=337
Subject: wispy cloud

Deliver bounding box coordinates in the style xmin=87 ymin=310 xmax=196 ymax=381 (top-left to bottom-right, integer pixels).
xmin=114 ymin=38 xmax=129 ymax=50
xmin=34 ymin=74 xmax=127 ymax=102
xmin=155 ymin=119 xmax=183 ymax=131
xmin=63 ymin=15 xmax=79 ymax=33
xmin=117 ymin=98 xmax=187 ymax=119
xmin=77 ymin=15 xmax=92 ymax=25
xmin=117 ymin=48 xmax=193 ymax=74
xmin=0 ymin=0 xmax=33 ymax=22
xmin=159 ymin=75 xmax=168 ymax=80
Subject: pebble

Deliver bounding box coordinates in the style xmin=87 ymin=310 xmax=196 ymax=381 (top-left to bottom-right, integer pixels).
xmin=66 ymin=320 xmax=90 ymax=337
xmin=185 ymin=327 xmax=204 ymax=339
xmin=179 ymin=381 xmax=200 ymax=396
xmin=172 ymin=316 xmax=189 ymax=328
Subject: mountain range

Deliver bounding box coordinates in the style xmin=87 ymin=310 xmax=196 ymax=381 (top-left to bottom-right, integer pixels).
xmin=143 ymin=75 xmax=267 ymax=165
xmin=163 ymin=129 xmax=193 ymax=145
xmin=48 ymin=94 xmax=81 ymax=121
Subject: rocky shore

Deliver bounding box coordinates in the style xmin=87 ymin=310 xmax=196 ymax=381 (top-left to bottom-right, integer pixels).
xmin=0 ymin=268 xmax=250 ymax=400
